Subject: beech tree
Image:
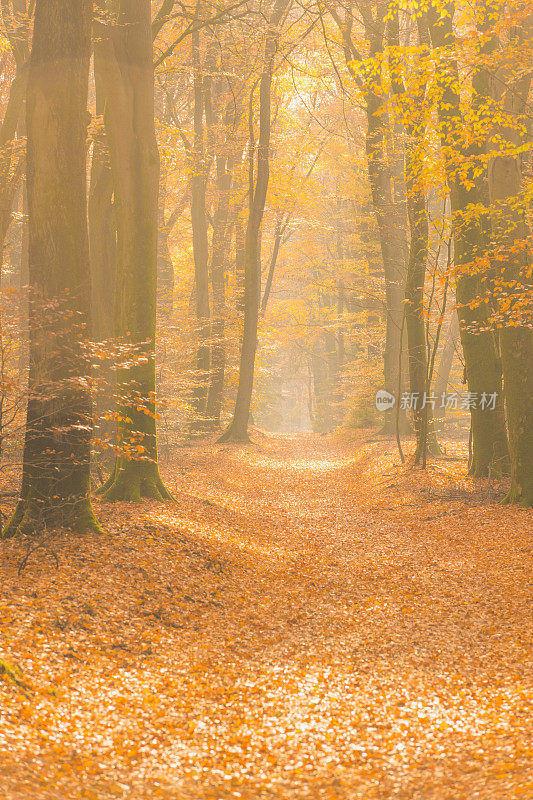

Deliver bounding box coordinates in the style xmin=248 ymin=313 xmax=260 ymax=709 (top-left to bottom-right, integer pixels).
xmin=427 ymin=0 xmax=509 ymax=478
xmin=188 ymin=16 xmax=212 ymax=429
xmin=488 ymin=15 xmax=532 ymax=505
xmin=96 ymin=0 xmax=172 ymax=501
xmin=3 ymin=0 xmax=101 ymax=537
xmin=220 ymin=0 xmax=291 ymax=442
xmin=389 ymin=12 xmax=441 ymax=462
xmin=0 ymin=1 xmax=31 ymax=261
xmin=328 ymin=0 xmax=408 ymax=435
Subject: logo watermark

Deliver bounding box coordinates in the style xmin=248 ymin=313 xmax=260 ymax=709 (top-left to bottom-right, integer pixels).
xmin=375 ymin=389 xmax=396 ymax=411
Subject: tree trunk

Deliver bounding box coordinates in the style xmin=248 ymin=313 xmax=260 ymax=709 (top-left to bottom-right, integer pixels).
xmin=89 ymin=30 xmax=117 ymax=465
xmin=88 ymin=145 xmax=115 ymax=340
xmin=404 ymin=143 xmax=440 ymax=461
xmin=189 ymin=24 xmax=211 ymax=430
xmin=219 ymin=0 xmax=289 ymax=442
xmin=388 ymin=12 xmax=438 ymax=459
xmin=434 ymin=312 xmax=458 ymax=432
xmin=96 ymin=0 xmax=171 ymax=502
xmin=205 ymin=131 xmax=233 ymax=428
xmin=428 ymin=2 xmax=509 ymax=477
xmin=261 ymin=215 xmax=283 ymax=314
xmin=365 ymin=86 xmax=406 ymax=434
xmin=157 ymin=187 xmax=174 ymax=316
xmin=488 ymin=61 xmax=532 ymax=505
xmin=404 ymin=142 xmax=428 ymax=447
xmin=0 ymin=1 xmax=30 ymax=262
xmin=332 ymin=4 xmax=408 ymax=435
xmin=310 ymin=334 xmax=331 ymax=433
xmin=3 ymin=0 xmax=101 ymax=537
xmin=235 ymin=214 xmax=246 ymax=315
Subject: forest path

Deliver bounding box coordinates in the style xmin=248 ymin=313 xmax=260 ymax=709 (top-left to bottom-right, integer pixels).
xmin=1 ymin=431 xmax=531 ymax=799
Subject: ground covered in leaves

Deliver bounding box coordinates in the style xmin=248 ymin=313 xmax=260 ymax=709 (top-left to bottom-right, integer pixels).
xmin=0 ymin=431 xmax=531 ymax=799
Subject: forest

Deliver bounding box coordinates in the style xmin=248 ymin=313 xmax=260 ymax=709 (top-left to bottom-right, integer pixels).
xmin=0 ymin=0 xmax=531 ymax=798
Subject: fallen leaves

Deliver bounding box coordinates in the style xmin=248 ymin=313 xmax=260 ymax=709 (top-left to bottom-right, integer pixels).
xmin=0 ymin=431 xmax=531 ymax=799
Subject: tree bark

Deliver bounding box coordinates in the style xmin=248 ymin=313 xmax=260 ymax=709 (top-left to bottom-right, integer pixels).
xmin=434 ymin=312 xmax=459 ymax=432
xmin=88 ymin=31 xmax=117 ymax=466
xmin=235 ymin=214 xmax=246 ymax=315
xmin=365 ymin=80 xmax=406 ymax=434
xmin=330 ymin=2 xmax=408 ymax=434
xmin=157 ymin=187 xmax=175 ymax=316
xmin=219 ymin=0 xmax=290 ymax=442
xmin=310 ymin=333 xmax=331 ymax=433
xmin=389 ymin=13 xmax=440 ymax=462
xmin=428 ymin=1 xmax=509 ymax=477
xmin=189 ymin=21 xmax=211 ymax=430
xmin=488 ymin=53 xmax=532 ymax=505
xmin=205 ymin=98 xmax=234 ymax=428
xmin=96 ymin=0 xmax=171 ymax=502
xmin=3 ymin=0 xmax=101 ymax=537
xmin=261 ymin=214 xmax=284 ymax=314
xmin=404 ymin=140 xmax=440 ymax=461
xmin=0 ymin=1 xmax=30 ymax=262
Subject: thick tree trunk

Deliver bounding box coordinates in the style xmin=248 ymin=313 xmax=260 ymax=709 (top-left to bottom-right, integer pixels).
xmin=489 ymin=65 xmax=532 ymax=505
xmin=88 ymin=154 xmax=115 ymax=341
xmin=96 ymin=0 xmax=171 ymax=502
xmin=3 ymin=0 xmax=101 ymax=537
xmin=89 ymin=34 xmax=115 ymax=343
xmin=428 ymin=3 xmax=509 ymax=477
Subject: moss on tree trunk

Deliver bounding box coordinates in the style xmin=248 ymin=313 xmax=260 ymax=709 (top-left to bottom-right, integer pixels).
xmin=3 ymin=0 xmax=101 ymax=538
xmin=95 ymin=0 xmax=171 ymax=502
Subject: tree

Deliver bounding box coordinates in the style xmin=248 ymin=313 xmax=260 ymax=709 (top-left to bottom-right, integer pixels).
xmin=96 ymin=0 xmax=172 ymax=501
xmin=427 ymin=0 xmax=509 ymax=478
xmin=0 ymin=1 xmax=31 ymax=261
xmin=220 ymin=0 xmax=291 ymax=442
xmin=88 ymin=17 xmax=117 ymax=464
xmin=488 ymin=14 xmax=532 ymax=505
xmin=389 ymin=12 xmax=440 ymax=462
xmin=328 ymin=0 xmax=409 ymax=435
xmin=3 ymin=0 xmax=101 ymax=537
xmin=204 ymin=80 xmax=240 ymax=428
xmin=89 ymin=26 xmax=115 ymax=346
xmin=188 ymin=14 xmax=212 ymax=429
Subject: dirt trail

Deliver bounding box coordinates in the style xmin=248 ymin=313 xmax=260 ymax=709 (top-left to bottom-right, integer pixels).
xmin=1 ymin=432 xmax=531 ymax=799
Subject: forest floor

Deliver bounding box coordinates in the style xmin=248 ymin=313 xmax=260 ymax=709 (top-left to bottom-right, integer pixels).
xmin=0 ymin=430 xmax=531 ymax=800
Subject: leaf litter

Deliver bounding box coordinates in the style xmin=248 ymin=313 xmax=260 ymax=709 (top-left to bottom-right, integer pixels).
xmin=0 ymin=430 xmax=531 ymax=799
